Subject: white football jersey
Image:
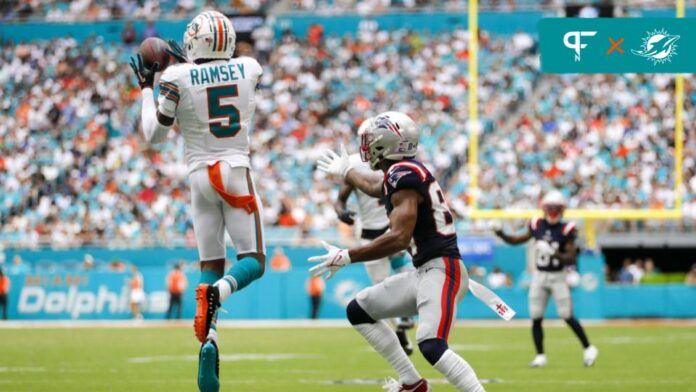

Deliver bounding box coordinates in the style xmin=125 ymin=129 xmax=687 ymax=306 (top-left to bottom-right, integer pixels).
xmin=349 ymin=154 xmax=390 ymax=230
xmin=157 ymin=56 xmax=263 ymax=173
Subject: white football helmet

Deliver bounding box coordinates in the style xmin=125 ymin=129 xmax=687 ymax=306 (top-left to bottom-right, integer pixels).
xmin=360 ymin=111 xmax=419 ymax=170
xmin=184 ymin=10 xmax=236 ymax=62
xmin=357 ymin=116 xmax=374 ymax=136
xmin=541 ymin=190 xmax=567 ymax=224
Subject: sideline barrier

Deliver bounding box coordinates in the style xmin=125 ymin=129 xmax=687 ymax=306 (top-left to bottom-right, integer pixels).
xmin=3 ymin=245 xmax=691 ymax=320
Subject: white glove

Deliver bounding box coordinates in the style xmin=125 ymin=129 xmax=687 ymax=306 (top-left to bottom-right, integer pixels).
xmin=535 ymin=240 xmax=555 ymax=256
xmin=308 ymin=241 xmax=351 ymax=279
xmin=489 ymin=220 xmax=502 ymax=233
xmin=317 ymin=144 xmax=352 ymax=179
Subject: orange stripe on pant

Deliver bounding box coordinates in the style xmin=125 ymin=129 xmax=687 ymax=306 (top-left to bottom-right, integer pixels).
xmin=207 ymin=161 xmax=258 ymax=214
xmin=245 ymin=168 xmax=263 ymax=254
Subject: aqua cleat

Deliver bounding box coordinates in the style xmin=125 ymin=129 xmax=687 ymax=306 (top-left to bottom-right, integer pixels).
xmin=197 ymin=339 xmax=220 ymax=392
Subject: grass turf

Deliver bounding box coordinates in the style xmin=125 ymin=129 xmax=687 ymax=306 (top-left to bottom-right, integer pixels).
xmin=0 ymin=323 xmax=694 ymax=391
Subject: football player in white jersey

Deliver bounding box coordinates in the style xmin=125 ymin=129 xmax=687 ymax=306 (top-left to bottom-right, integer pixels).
xmin=334 ymin=118 xmax=415 ymax=355
xmin=130 ymin=10 xmax=265 ymax=392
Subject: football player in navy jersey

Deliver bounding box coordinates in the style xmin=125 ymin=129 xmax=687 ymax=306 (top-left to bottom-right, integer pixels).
xmin=311 ymin=112 xmax=485 ymax=392
xmin=493 ymin=191 xmax=598 ymax=368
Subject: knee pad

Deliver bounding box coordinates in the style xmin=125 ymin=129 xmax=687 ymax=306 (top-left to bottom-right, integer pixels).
xmin=418 ymin=338 xmax=449 ymax=365
xmin=346 ymin=299 xmax=375 ymax=325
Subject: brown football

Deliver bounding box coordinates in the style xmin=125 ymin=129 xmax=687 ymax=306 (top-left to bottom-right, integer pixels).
xmin=139 ymin=37 xmax=171 ymax=72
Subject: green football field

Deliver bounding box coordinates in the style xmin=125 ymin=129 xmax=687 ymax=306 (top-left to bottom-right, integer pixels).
xmin=1 ymin=322 xmax=694 ymax=391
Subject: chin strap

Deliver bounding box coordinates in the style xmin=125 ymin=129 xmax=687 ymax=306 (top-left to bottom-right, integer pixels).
xmin=207 ymin=162 xmax=258 ymax=214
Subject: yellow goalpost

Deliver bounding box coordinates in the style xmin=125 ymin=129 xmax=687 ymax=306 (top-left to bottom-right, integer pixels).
xmin=466 ymin=0 xmax=685 ymax=247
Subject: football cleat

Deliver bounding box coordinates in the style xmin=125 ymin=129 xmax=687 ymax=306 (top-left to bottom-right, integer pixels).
xmin=530 ymin=354 xmax=548 ymax=368
xmin=396 ymin=328 xmax=414 ymax=356
xmin=197 ymin=339 xmax=220 ymax=392
xmin=382 ymin=377 xmax=431 ymax=392
xmin=194 ymin=284 xmax=220 ymax=343
xmin=583 ymin=345 xmax=598 ymax=367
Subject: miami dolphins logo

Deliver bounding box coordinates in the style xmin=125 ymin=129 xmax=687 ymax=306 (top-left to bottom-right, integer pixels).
xmin=631 ymin=28 xmax=680 ymax=65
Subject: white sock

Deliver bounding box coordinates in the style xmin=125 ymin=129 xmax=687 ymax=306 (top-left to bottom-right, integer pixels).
xmin=433 ymin=349 xmax=484 ymax=392
xmin=355 ymin=321 xmax=421 ymax=385
xmin=207 ymin=325 xmax=218 ymax=344
xmin=214 ymin=276 xmax=236 ymax=302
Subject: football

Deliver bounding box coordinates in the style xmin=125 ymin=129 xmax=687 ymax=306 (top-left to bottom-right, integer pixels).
xmin=139 ymin=37 xmax=171 ymax=72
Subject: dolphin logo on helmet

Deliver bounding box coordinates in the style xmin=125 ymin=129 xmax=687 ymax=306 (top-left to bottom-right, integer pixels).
xmin=183 ymin=11 xmax=236 ymax=63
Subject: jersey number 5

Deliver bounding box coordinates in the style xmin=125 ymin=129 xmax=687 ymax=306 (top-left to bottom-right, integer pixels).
xmin=207 ymin=84 xmax=241 ymax=138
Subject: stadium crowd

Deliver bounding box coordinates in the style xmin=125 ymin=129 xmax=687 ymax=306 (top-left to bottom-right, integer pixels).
xmin=0 ymin=23 xmax=694 ymax=248
xmin=0 ymin=0 xmax=269 ymax=22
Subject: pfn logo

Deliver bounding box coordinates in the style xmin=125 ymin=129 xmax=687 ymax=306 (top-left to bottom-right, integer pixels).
xmin=563 ymin=31 xmax=597 ymax=62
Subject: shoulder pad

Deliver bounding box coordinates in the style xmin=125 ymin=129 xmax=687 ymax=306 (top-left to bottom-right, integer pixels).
xmin=529 ymin=217 xmax=541 ymax=231
xmin=160 ymin=63 xmax=190 ymax=82
xmin=387 ymin=162 xmax=428 ymax=190
xmin=237 ymin=56 xmax=263 ymax=78
xmin=562 ymin=221 xmax=577 ymax=237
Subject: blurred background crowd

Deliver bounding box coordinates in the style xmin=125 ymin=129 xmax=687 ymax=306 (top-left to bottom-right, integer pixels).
xmin=0 ymin=0 xmax=682 ymax=22
xmin=1 ymin=21 xmax=695 ymax=248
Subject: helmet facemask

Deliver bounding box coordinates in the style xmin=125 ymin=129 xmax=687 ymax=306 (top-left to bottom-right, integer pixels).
xmin=543 ymin=204 xmax=565 ymax=224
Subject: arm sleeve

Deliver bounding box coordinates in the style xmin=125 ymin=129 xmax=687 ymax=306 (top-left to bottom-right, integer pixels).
xmin=157 ymin=72 xmax=180 ymax=118
xmin=141 ymin=88 xmax=170 ymax=145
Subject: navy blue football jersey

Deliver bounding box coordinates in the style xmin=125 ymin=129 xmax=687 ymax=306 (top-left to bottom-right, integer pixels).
xmin=528 ymin=217 xmax=577 ymax=272
xmin=383 ymin=159 xmax=460 ymax=267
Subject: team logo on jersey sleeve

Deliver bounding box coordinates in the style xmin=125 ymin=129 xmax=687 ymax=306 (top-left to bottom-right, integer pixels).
xmin=388 ymin=170 xmax=410 ymax=188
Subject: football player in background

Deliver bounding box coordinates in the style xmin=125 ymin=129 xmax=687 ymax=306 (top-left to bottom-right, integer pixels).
xmin=334 ymin=117 xmax=416 ymax=355
xmin=312 ymin=112 xmax=507 ymax=392
xmin=130 ymin=10 xmax=265 ymax=392
xmin=493 ymin=191 xmax=599 ymax=367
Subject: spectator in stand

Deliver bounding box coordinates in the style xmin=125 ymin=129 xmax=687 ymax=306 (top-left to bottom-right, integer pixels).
xmin=641 ymin=258 xmax=659 ymax=283
xmin=628 ymin=259 xmax=645 ymax=284
xmin=0 ymin=267 xmax=9 ymax=320
xmin=306 ymin=275 xmax=325 ymax=319
xmin=0 ymin=27 xmax=694 ymax=249
xmin=617 ymin=259 xmax=634 ymax=284
xmin=166 ymin=263 xmax=187 ymax=319
xmin=121 ymin=21 xmax=137 ymax=45
xmin=685 ymin=264 xmax=696 ymax=286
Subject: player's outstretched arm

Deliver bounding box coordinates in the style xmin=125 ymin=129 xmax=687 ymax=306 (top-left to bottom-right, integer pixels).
xmin=316 ymin=145 xmax=383 ymax=197
xmin=308 ymin=190 xmax=418 ymax=279
xmin=139 ymin=89 xmax=174 ymax=144
xmin=347 ymin=189 xmax=419 ymax=262
xmin=129 ymin=54 xmax=173 ymax=144
xmin=345 ymin=168 xmax=383 ymax=198
xmin=334 ymin=183 xmax=357 ymax=225
xmin=493 ymin=225 xmax=533 ymax=245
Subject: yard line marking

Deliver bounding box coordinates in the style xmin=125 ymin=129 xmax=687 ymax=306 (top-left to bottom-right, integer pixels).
xmin=128 ymin=353 xmax=319 ymax=363
xmin=0 ymin=367 xmax=46 ymax=373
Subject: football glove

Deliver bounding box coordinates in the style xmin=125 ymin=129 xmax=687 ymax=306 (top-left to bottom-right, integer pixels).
xmin=317 ymin=144 xmax=352 ymax=178
xmin=166 ymin=39 xmax=188 ymax=63
xmin=129 ymin=54 xmax=158 ymax=89
xmin=534 ymin=240 xmax=555 ymax=257
xmin=308 ymin=241 xmax=351 ymax=279
xmin=337 ymin=210 xmax=357 ymax=225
